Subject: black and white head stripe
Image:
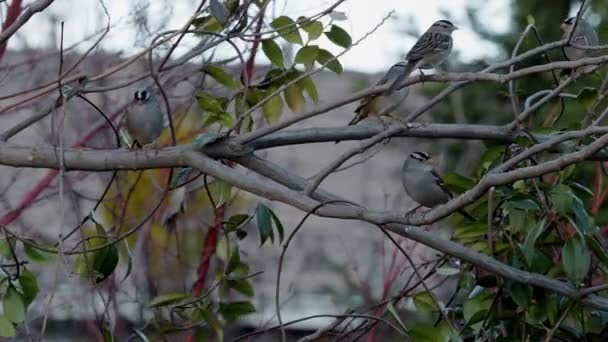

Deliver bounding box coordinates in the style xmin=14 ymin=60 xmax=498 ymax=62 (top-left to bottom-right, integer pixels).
xmin=134 ymin=89 xmax=150 ymax=102
xmin=410 ymin=151 xmax=431 ymax=162
xmin=436 ymin=19 xmax=455 ymax=27
xmin=563 ymin=17 xmax=576 ymax=25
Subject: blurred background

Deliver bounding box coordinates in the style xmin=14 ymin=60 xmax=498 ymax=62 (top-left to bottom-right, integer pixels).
xmin=0 ymin=0 xmax=606 ymax=340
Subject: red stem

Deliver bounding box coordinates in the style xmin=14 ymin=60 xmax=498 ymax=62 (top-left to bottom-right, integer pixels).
xmin=242 ymin=13 xmax=265 ymax=84
xmin=191 ymin=205 xmax=225 ymax=296
xmin=592 ymin=162 xmax=608 ymax=216
xmin=0 ymin=0 xmax=23 ymax=62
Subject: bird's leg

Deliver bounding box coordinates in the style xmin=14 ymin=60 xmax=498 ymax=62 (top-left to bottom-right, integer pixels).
xmin=418 ymin=68 xmax=426 ymax=85
xmin=129 ymin=140 xmax=142 ymax=150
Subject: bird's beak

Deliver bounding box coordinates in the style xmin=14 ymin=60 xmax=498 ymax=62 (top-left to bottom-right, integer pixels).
xmin=425 ymin=157 xmax=438 ymax=166
xmin=453 ymin=26 xmax=459 ymax=31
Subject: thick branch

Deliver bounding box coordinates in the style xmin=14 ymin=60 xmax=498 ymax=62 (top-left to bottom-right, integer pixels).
xmin=1 ymin=125 xmax=608 ymax=171
xmin=0 ymin=0 xmax=53 ymax=47
xmin=182 ymin=151 xmax=608 ymax=310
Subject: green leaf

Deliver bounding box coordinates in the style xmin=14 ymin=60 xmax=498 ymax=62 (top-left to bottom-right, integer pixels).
xmin=219 ymin=301 xmax=256 ymax=322
xmin=463 ymin=291 xmax=493 ymax=331
xmin=245 ymin=88 xmax=263 ymax=106
xmin=171 ymin=167 xmax=193 ymax=187
xmin=24 ymin=242 xmax=53 ymax=263
xmin=197 ymin=92 xmax=225 ymax=113
xmin=325 ymin=24 xmax=352 ymax=48
xmin=508 ymin=199 xmax=540 ymax=211
xmin=192 ymin=16 xmax=223 ymax=33
xmin=586 ymin=234 xmax=608 ymax=267
xmin=197 ymin=307 xmax=224 ymax=338
xmin=262 ymin=88 xmax=284 ymax=124
xmin=256 ymin=203 xmax=273 ymax=245
xmin=413 ymin=291 xmax=437 ymax=313
xmin=526 ymin=14 xmax=536 ymax=26
xmin=577 ymin=87 xmax=597 ymax=110
xmin=459 ymin=272 xmax=475 ymax=291
xmin=0 ymin=315 xmax=15 ymax=337
xmin=0 ymin=239 xmax=16 ymax=259
xmin=224 ymin=214 xmax=250 ymax=231
xmin=206 ymin=180 xmax=232 ymax=206
xmin=529 ymin=250 xmax=552 ymax=274
xmin=571 ymin=195 xmax=594 ymax=235
xmin=443 ymin=173 xmax=475 ymax=193
xmin=91 ymin=224 xmax=119 ymax=283
xmin=294 ymin=45 xmax=319 ymax=68
xmin=203 ymin=111 xmax=234 ymax=128
xmin=227 ymin=278 xmax=254 ymax=297
xmin=297 ymin=75 xmax=319 ymax=103
xmin=121 ymin=239 xmax=133 ymax=282
xmin=149 ymin=292 xmax=191 ymax=308
xmin=550 ymin=184 xmax=573 ymax=215
xmin=562 ymin=236 xmax=590 ymax=285
xmin=226 ymin=247 xmax=242 ymax=275
xmin=262 ymin=39 xmax=284 ymax=68
xmin=436 ymin=266 xmax=460 ymax=276
xmin=3 ymin=286 xmax=25 ymax=323
xmin=19 ymin=268 xmax=39 ymax=307
xmin=284 ymin=84 xmax=305 ymax=113
xmin=103 ymin=327 xmax=114 ymax=342
xmin=93 ymin=244 xmax=119 ymax=283
xmin=269 ymin=209 xmax=285 ymax=243
xmin=209 ymin=0 xmax=230 ymax=25
xmin=409 ymin=322 xmax=449 ymax=342
xmin=522 ymin=218 xmax=547 ymax=266
xmin=270 ymin=16 xmax=303 ymax=45
xmin=508 ymin=282 xmax=529 ymax=308
xmin=202 ymin=65 xmax=238 ymax=89
xmin=300 ymin=20 xmax=323 ymax=41
xmin=315 ymin=49 xmax=343 ymax=74
xmin=453 ymin=223 xmax=486 ymax=243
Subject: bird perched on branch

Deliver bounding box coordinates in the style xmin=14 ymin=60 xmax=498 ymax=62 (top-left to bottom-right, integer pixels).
xmin=347 ymin=61 xmax=411 ymax=126
xmin=386 ymin=20 xmax=457 ymax=95
xmin=561 ymin=16 xmax=599 ymax=63
xmin=126 ymin=88 xmax=164 ymax=148
xmin=401 ymin=151 xmax=475 ymax=221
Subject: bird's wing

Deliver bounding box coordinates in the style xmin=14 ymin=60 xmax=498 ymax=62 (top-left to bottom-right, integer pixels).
xmin=430 ymin=169 xmax=452 ymax=199
xmin=572 ymin=34 xmax=590 ymax=46
xmin=406 ymin=33 xmax=452 ymax=61
xmin=355 ymin=62 xmax=408 ymax=113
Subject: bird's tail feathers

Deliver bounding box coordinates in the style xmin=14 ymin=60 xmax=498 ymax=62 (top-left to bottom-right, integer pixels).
xmin=385 ymin=60 xmax=419 ymax=95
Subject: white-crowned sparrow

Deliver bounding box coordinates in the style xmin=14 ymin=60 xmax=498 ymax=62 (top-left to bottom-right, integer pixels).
xmin=401 ymin=151 xmax=474 ymax=221
xmin=348 ymin=61 xmax=411 ymax=126
xmin=386 ymin=19 xmax=457 ymax=94
xmin=561 ymin=16 xmax=599 ymax=62
xmin=126 ymin=88 xmax=164 ymax=147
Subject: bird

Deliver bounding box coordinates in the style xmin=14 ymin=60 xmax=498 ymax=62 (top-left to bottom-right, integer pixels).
xmin=401 ymin=151 xmax=475 ymax=221
xmin=386 ymin=19 xmax=457 ymax=95
xmin=126 ymin=88 xmax=164 ymax=148
xmin=561 ymin=16 xmax=599 ymax=62
xmin=348 ymin=61 xmax=411 ymax=126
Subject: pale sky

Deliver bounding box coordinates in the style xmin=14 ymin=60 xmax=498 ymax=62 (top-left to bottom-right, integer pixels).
xmin=6 ymin=0 xmax=511 ymax=73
